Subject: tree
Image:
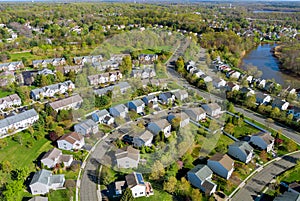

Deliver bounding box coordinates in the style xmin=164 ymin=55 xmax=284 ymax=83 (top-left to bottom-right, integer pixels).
xmin=176 ymin=177 xmax=191 ymax=196
xmin=270 ymin=107 xmax=281 ymax=119
xmin=150 ymin=160 xmax=165 ymax=180
xmin=224 ymin=123 xmax=235 ymax=135
xmin=49 ymin=131 xmax=59 ymax=142
xmin=163 ymin=176 xmax=177 ymax=193
xmin=56 ymin=71 xmax=65 ymax=82
xmin=120 ymin=55 xmax=132 ymax=76
xmin=259 ymin=150 xmax=268 ymax=162
xmin=287 ymin=140 xmax=298 ymax=152
xmin=120 ymin=188 xmax=133 ymax=201
xmin=244 ymin=95 xmax=256 ymax=109
xmin=191 ymin=188 xmax=202 ymax=201
xmin=175 ymin=56 xmax=186 ymax=75
xmin=54 ymin=126 xmax=64 ymax=137
xmin=1 ymin=160 xmax=12 ymax=173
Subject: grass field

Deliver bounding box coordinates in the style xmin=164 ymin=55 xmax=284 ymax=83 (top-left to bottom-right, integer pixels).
xmin=9 ymin=51 xmax=41 ymax=62
xmin=0 ymin=132 xmax=53 ymax=169
xmin=233 ymin=123 xmax=260 ymax=138
xmin=48 ymin=189 xmax=72 ymax=201
xmin=0 ymin=90 xmax=14 ymax=98
xmin=135 ymin=189 xmax=173 ymax=201
xmin=279 ymin=164 xmax=300 ymax=183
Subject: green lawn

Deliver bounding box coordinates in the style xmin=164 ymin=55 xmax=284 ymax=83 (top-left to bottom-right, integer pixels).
xmin=0 ymin=133 xmax=52 ymax=169
xmin=233 ymin=124 xmax=260 ymax=138
xmin=0 ymin=90 xmax=14 ymax=98
xmin=9 ymin=51 xmax=42 ymax=62
xmin=280 ymin=164 xmax=300 ymax=183
xmin=135 ymin=189 xmax=173 ymax=201
xmin=48 ymin=189 xmax=73 ymax=201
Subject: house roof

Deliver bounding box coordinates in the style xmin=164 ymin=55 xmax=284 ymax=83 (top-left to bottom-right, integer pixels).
xmin=256 ymin=92 xmax=268 ymax=100
xmin=272 ymin=98 xmax=287 ymax=107
xmin=76 ymin=119 xmax=97 ymax=130
xmin=134 ymin=130 xmax=153 ymax=142
xmin=209 ymin=153 xmax=234 ymax=171
xmin=173 ymin=90 xmax=188 ymax=97
xmin=41 ymin=148 xmax=62 ymax=161
xmin=0 ymin=109 xmax=38 ymax=129
xmin=111 ymin=104 xmax=127 ymax=113
xmin=229 ymin=141 xmax=253 ymax=156
xmin=30 ymin=169 xmax=52 ymax=185
xmin=0 ymin=94 xmax=21 ymax=105
xmin=31 ymin=80 xmax=74 ymax=96
xmin=125 ymin=172 xmax=145 ymax=188
xmin=114 ymin=181 xmax=126 ymax=191
xmin=188 ymin=164 xmax=213 ymax=181
xmin=253 ymin=132 xmax=274 ymax=145
xmin=168 ymin=112 xmax=190 ymax=122
xmin=184 ymin=107 xmax=206 ymax=116
xmin=29 ymin=196 xmax=48 ymax=201
xmin=116 ymin=146 xmax=140 ymax=161
xmin=49 ymin=94 xmax=83 ymax=110
xmin=94 ymin=109 xmax=109 ymax=117
xmin=129 ymin=99 xmax=144 ymax=108
xmin=58 ymin=132 xmax=83 ymax=145
xmin=149 ymin=119 xmax=171 ymax=129
xmin=202 ymin=103 xmax=221 ymax=111
xmin=202 ymin=180 xmax=217 ymax=194
xmin=274 ymin=191 xmax=300 ymax=201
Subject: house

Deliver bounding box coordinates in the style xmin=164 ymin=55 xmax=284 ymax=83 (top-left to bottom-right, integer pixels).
xmin=240 ymin=87 xmax=255 ymax=97
xmin=226 ymin=82 xmax=240 ymax=91
xmin=142 ymin=94 xmax=158 ymax=108
xmin=114 ymin=181 xmax=126 ymax=196
xmin=212 ymin=77 xmax=227 ymax=88
xmin=0 ymin=94 xmax=22 ymax=110
xmin=288 ymin=106 xmax=300 ymax=120
xmin=127 ymin=99 xmax=145 ymax=114
xmin=73 ymin=55 xmax=103 ymax=65
xmin=131 ymin=68 xmax=156 ymax=79
xmin=21 ymin=70 xmax=35 ymax=85
xmin=138 ymin=54 xmax=158 ymax=65
xmin=57 ymin=132 xmax=85 ymax=150
xmin=95 ymin=82 xmax=131 ymax=96
xmin=125 ymin=172 xmax=154 ymax=198
xmin=246 ymin=75 xmax=253 ymax=83
xmin=32 ymin=58 xmax=66 ymax=68
xmin=0 ymin=109 xmax=39 ymax=137
xmin=228 ymin=141 xmax=254 ymax=163
xmin=274 ymin=191 xmax=300 ymax=201
xmin=202 ymin=75 xmax=213 ymax=83
xmin=0 ymin=61 xmax=24 ymax=71
xmin=257 ymin=79 xmax=266 ymax=88
xmin=226 ymin=70 xmax=241 ymax=79
xmin=37 ymin=68 xmax=54 ymax=75
xmin=158 ymin=92 xmax=175 ymax=105
xmin=288 ymin=182 xmax=300 ymax=195
xmin=133 ymin=130 xmax=153 ymax=147
xmin=63 ymin=65 xmax=83 ymax=74
xmin=30 ymin=80 xmax=75 ymax=100
xmin=74 ymin=119 xmax=99 ymax=135
xmin=201 ymin=103 xmax=222 ymax=117
xmin=173 ymin=90 xmax=188 ymax=101
xmin=92 ymin=109 xmax=114 ymax=125
xmin=29 ymin=169 xmax=65 ymax=195
xmin=115 ymin=146 xmax=140 ymax=169
xmin=255 ymin=92 xmax=272 ymax=105
xmin=207 ymin=153 xmax=234 ymax=179
xmin=193 ymin=69 xmax=205 ymax=78
xmin=272 ymin=98 xmax=289 ymax=111
xmin=49 ymin=94 xmax=83 ymax=112
xmin=88 ymin=71 xmax=122 ymax=86
xmin=187 ymin=164 xmax=217 ymax=195
xmin=184 ymin=107 xmax=206 ymax=121
xmin=41 ymin=148 xmax=73 ymax=168
xmin=147 ymin=119 xmax=172 ymax=137
xmin=29 ymin=196 xmax=48 ymax=201
xmin=167 ymin=112 xmax=190 ymax=128
xmin=109 ymin=104 xmax=128 ymax=118
xmin=250 ymin=132 xmax=274 ymax=152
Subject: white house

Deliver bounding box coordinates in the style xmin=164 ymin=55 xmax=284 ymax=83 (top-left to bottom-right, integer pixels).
xmin=201 ymin=103 xmax=222 ymax=117
xmin=115 ymin=146 xmax=140 ymax=169
xmin=158 ymin=92 xmax=175 ymax=105
xmin=272 ymin=98 xmax=289 ymax=111
xmin=142 ymin=94 xmax=158 ymax=108
xmin=184 ymin=107 xmax=206 ymax=121
xmin=92 ymin=109 xmax=114 ymax=125
xmin=228 ymin=141 xmax=253 ymax=163
xmin=173 ymin=90 xmax=188 ymax=101
xmin=250 ymin=132 xmax=274 ymax=152
xmin=187 ymin=164 xmax=217 ymax=195
xmin=0 ymin=94 xmax=22 ymax=110
xmin=57 ymin=132 xmax=85 ymax=150
xmin=212 ymin=77 xmax=227 ymax=88
xmin=255 ymin=92 xmax=272 ymax=105
xmin=207 ymin=153 xmax=234 ymax=180
xmin=226 ymin=82 xmax=240 ymax=91
xmin=133 ymin=130 xmax=153 ymax=147
xmin=29 ymin=169 xmax=65 ymax=195
xmin=109 ymin=104 xmax=128 ymax=118
xmin=0 ymin=109 xmax=39 ymax=137
xmin=41 ymin=148 xmax=73 ymax=168
xmin=167 ymin=112 xmax=190 ymax=128
xmin=125 ymin=172 xmax=154 ymax=198
xmin=127 ymin=99 xmax=145 ymax=114
xmin=74 ymin=119 xmax=99 ymax=135
xmin=49 ymin=94 xmax=83 ymax=112
xmin=147 ymin=119 xmax=172 ymax=137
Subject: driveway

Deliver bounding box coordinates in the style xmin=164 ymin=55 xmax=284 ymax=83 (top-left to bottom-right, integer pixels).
xmin=231 ymin=152 xmax=300 ymax=201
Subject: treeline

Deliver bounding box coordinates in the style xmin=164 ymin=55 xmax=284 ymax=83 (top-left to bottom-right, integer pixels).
xmin=275 ymin=42 xmax=300 ymax=76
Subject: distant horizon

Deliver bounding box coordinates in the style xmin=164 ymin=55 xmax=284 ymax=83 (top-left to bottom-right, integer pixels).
xmin=1 ymin=0 xmax=300 ymax=2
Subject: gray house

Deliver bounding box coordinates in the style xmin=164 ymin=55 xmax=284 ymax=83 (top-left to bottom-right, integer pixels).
xmin=187 ymin=165 xmax=217 ymax=195
xmin=133 ymin=130 xmax=153 ymax=147
xmin=228 ymin=141 xmax=253 ymax=163
xmin=201 ymin=103 xmax=222 ymax=117
xmin=184 ymin=107 xmax=206 ymax=121
xmin=29 ymin=169 xmax=65 ymax=195
xmin=41 ymin=148 xmax=73 ymax=168
xmin=127 ymin=99 xmax=145 ymax=114
xmin=147 ymin=119 xmax=172 ymax=137
xmin=109 ymin=104 xmax=128 ymax=118
xmin=142 ymin=94 xmax=158 ymax=108
xmin=74 ymin=119 xmax=99 ymax=135
xmin=158 ymin=92 xmax=175 ymax=105
xmin=173 ymin=90 xmax=188 ymax=101
xmin=115 ymin=146 xmax=140 ymax=169
xmin=92 ymin=109 xmax=114 ymax=125
xmin=167 ymin=112 xmax=190 ymax=128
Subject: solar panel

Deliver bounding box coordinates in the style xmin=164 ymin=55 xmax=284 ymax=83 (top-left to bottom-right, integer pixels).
xmin=136 ymin=173 xmax=145 ymax=185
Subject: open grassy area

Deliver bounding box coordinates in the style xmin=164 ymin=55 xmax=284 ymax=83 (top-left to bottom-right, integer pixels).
xmin=0 ymin=90 xmax=14 ymax=98
xmin=279 ymin=163 xmax=300 ymax=183
xmin=9 ymin=51 xmax=41 ymax=62
xmin=233 ymin=123 xmax=260 ymax=138
xmin=48 ymin=189 xmax=73 ymax=201
xmin=135 ymin=189 xmax=173 ymax=201
xmin=0 ymin=133 xmax=53 ymax=169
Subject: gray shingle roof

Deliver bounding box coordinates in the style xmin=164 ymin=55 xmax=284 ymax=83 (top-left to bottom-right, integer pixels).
xmin=188 ymin=164 xmax=213 ymax=181
xmin=229 ymin=141 xmax=253 ymax=156
xmin=49 ymin=94 xmax=83 ymax=110
xmin=0 ymin=109 xmax=38 ymax=129
xmin=30 ymin=169 xmax=52 ymax=185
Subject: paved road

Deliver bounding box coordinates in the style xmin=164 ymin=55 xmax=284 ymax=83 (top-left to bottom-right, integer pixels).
xmin=232 ymin=152 xmax=300 ymax=201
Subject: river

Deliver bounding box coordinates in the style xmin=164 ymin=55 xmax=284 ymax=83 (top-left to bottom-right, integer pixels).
xmin=240 ymin=43 xmax=300 ymax=88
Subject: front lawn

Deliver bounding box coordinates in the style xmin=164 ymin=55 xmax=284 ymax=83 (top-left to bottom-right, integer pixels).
xmin=279 ymin=163 xmax=300 ymax=183
xmin=48 ymin=189 xmax=73 ymax=201
xmin=135 ymin=189 xmax=173 ymax=201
